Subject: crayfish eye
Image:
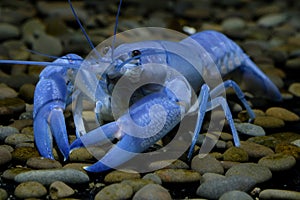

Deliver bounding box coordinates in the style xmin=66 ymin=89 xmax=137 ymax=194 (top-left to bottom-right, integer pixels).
xmin=131 ymin=50 xmax=141 ymax=57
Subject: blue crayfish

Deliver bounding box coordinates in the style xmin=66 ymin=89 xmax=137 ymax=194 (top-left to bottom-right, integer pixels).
xmin=0 ymin=0 xmax=281 ymax=172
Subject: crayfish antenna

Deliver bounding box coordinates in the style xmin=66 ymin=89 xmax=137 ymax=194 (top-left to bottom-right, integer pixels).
xmin=68 ymin=0 xmax=95 ymax=50
xmin=111 ymin=0 xmax=123 ymax=60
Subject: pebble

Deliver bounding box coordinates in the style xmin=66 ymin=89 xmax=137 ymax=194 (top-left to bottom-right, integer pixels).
xmin=18 ymin=83 xmax=35 ymax=103
xmin=0 ymin=23 xmax=20 ymax=40
xmin=235 ymin=122 xmax=266 ymax=136
xmin=288 ymin=82 xmax=300 ymax=97
xmin=69 ymin=147 xmax=96 ymax=162
xmin=238 ymin=109 xmax=265 ymax=122
xmin=222 ymin=17 xmax=246 ymax=32
xmin=259 ymin=189 xmax=300 ymax=200
xmin=9 ymin=119 xmax=33 ymax=130
xmin=26 ymin=157 xmax=62 ymax=169
xmin=258 ymin=13 xmax=288 ymax=28
xmin=14 ymin=181 xmax=47 ymax=199
xmin=154 ymin=169 xmax=201 ymax=183
xmin=191 ymin=154 xmax=224 ymax=174
xmin=0 ymin=126 xmax=19 ymax=141
xmin=0 ymin=188 xmax=8 ymax=200
xmin=286 ymin=57 xmax=300 ymax=69
xmin=63 ymin=163 xmax=91 ymax=174
xmin=258 ymin=153 xmax=296 ymax=171
xmin=223 ymin=147 xmax=249 ymax=162
xmin=0 ymin=146 xmax=12 ymax=166
xmin=122 ymin=179 xmax=154 ymax=193
xmin=2 ymin=167 xmax=32 ymax=180
xmin=247 ymin=136 xmax=279 ymax=149
xmin=4 ymin=133 xmax=34 ymax=146
xmin=11 ymin=146 xmax=40 ymax=164
xmin=266 ymin=107 xmax=300 ymax=121
xmin=196 ymin=175 xmax=256 ymax=199
xmin=200 ymin=173 xmax=226 ymax=184
xmin=14 ymin=168 xmax=89 ymax=185
xmin=0 ymin=84 xmax=18 ymax=99
xmin=21 ymin=18 xmax=45 ymax=40
xmin=275 ymin=143 xmax=300 ymax=160
xmin=104 ymin=170 xmax=141 ymax=183
xmin=94 ymin=183 xmax=133 ymax=200
xmin=219 ymin=190 xmax=253 ymax=200
xmin=149 ymin=159 xmax=189 ymax=170
xmin=133 ymin=184 xmax=172 ymax=200
xmin=291 ymin=139 xmax=300 ymax=147
xmin=142 ymin=173 xmax=162 ymax=185
xmin=32 ymin=33 xmax=63 ymax=57
xmin=225 ymin=163 xmax=272 ymax=184
xmin=254 ymin=116 xmax=285 ymax=128
xmin=240 ymin=141 xmax=274 ymax=159
xmin=49 ymin=181 xmax=75 ymax=199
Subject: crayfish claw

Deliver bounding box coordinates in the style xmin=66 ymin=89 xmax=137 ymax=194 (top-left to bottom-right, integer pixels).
xmin=49 ymin=108 xmax=70 ymax=160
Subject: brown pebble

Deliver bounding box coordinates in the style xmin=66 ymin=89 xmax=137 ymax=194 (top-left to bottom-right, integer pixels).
xmin=133 ymin=184 xmax=172 ymax=200
xmin=223 ymin=147 xmax=249 ymax=162
xmin=240 ymin=141 xmax=274 ymax=159
xmin=266 ymin=107 xmax=299 ymax=121
xmin=26 ymin=157 xmax=62 ymax=169
xmin=254 ymin=116 xmax=285 ymax=128
xmin=238 ymin=109 xmax=265 ymax=122
xmin=50 ymin=181 xmax=75 ymax=199
xmin=0 ymin=146 xmax=12 ymax=166
xmin=258 ymin=153 xmax=296 ymax=171
xmin=104 ymin=170 xmax=141 ymax=183
xmin=14 ymin=181 xmax=47 ymax=199
xmin=154 ymin=169 xmax=201 ymax=183
xmin=275 ymin=143 xmax=300 ymax=160
xmin=12 ymin=146 xmax=40 ymax=164
xmin=288 ymin=82 xmax=300 ymax=97
xmin=95 ymin=183 xmax=133 ymax=200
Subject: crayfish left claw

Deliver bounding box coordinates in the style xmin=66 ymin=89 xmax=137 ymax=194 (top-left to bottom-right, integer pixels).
xmin=49 ymin=108 xmax=70 ymax=159
xmin=34 ymin=107 xmax=70 ymax=160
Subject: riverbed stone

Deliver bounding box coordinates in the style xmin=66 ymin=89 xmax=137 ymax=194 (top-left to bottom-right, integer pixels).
xmin=191 ymin=154 xmax=224 ymax=174
xmin=258 ymin=153 xmax=296 ymax=171
xmin=0 ymin=126 xmax=19 ymax=141
xmin=14 ymin=181 xmax=47 ymax=199
xmin=254 ymin=116 xmax=285 ymax=128
xmin=122 ymin=179 xmax=154 ymax=193
xmin=11 ymin=146 xmax=40 ymax=164
xmin=104 ymin=170 xmax=141 ymax=183
xmin=0 ymin=146 xmax=12 ymax=166
xmin=95 ymin=183 xmax=133 ymax=200
xmin=225 ymin=163 xmax=272 ymax=184
xmin=0 ymin=188 xmax=8 ymax=200
xmin=240 ymin=141 xmax=274 ymax=159
xmin=2 ymin=167 xmax=32 ymax=180
xmin=266 ymin=107 xmax=300 ymax=121
xmin=259 ymin=189 xmax=300 ymax=199
xmin=219 ymin=190 xmax=253 ymax=200
xmin=223 ymin=147 xmax=249 ymax=162
xmin=288 ymin=82 xmax=300 ymax=97
xmin=4 ymin=133 xmax=34 ymax=146
xmin=133 ymin=184 xmax=172 ymax=200
xmin=155 ymin=169 xmax=201 ymax=183
xmin=49 ymin=181 xmax=75 ymax=199
xmin=26 ymin=157 xmax=62 ymax=169
xmin=0 ymin=23 xmax=20 ymax=40
xmin=235 ymin=122 xmax=266 ymax=136
xmin=196 ymin=175 xmax=256 ymax=199
xmin=14 ymin=168 xmax=89 ymax=185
